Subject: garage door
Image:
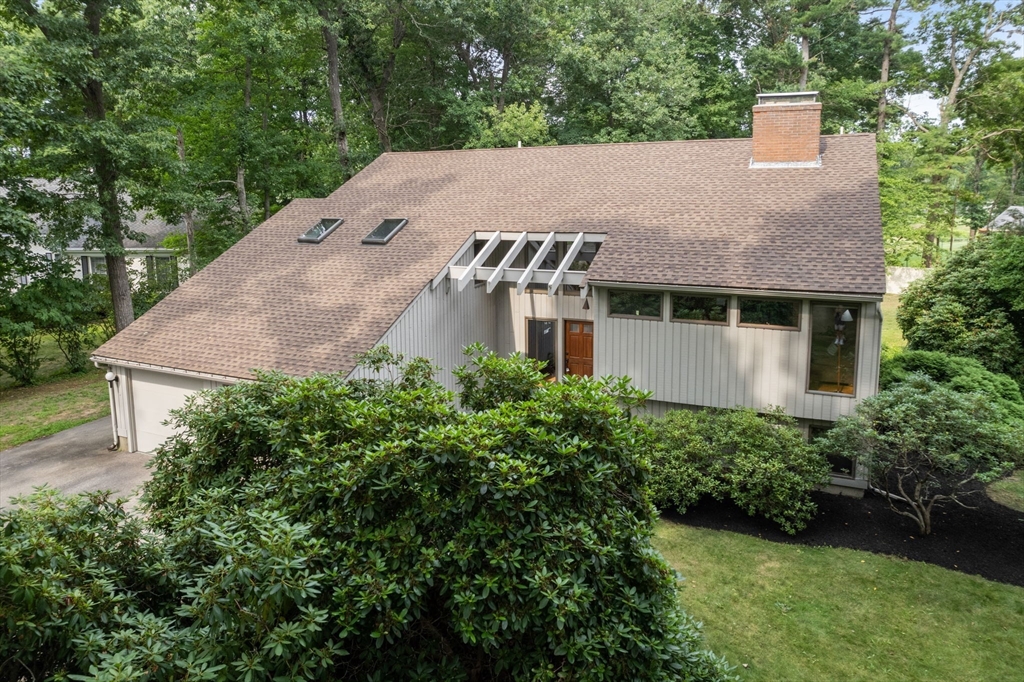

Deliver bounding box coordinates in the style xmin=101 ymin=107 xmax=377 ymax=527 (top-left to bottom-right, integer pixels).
xmin=131 ymin=369 xmax=207 ymax=452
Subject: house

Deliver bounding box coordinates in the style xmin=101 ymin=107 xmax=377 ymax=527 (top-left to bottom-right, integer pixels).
xmin=14 ymin=179 xmax=183 ymax=287
xmin=67 ymin=210 xmax=182 ymax=286
xmin=982 ymin=206 xmax=1024 ymax=233
xmin=92 ymin=92 xmax=885 ymax=493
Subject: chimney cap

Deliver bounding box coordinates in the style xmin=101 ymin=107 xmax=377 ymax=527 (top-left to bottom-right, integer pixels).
xmin=756 ymin=91 xmax=819 ymax=105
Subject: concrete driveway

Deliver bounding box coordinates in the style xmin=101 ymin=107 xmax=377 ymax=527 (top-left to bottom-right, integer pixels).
xmin=0 ymin=418 xmax=152 ymax=509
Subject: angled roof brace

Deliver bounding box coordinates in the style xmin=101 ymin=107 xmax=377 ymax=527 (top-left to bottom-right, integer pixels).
xmin=432 ymin=236 xmax=476 ymax=290
xmin=517 ymin=232 xmax=556 ymax=295
xmin=487 ymin=231 xmax=528 ymax=293
xmin=547 ymin=232 xmax=585 ymax=295
xmin=457 ymin=231 xmax=502 ymax=292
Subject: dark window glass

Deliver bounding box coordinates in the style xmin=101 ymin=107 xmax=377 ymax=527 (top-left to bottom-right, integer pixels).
xmin=609 ymin=290 xmax=662 ymax=319
xmin=299 ymin=218 xmax=344 ymax=244
xmin=809 ymin=425 xmax=856 ymax=477
xmin=738 ymin=298 xmax=800 ymax=328
xmin=808 ymin=303 xmax=858 ymax=395
xmin=362 ymin=218 xmax=407 ymax=245
xmin=672 ymin=295 xmax=729 ymax=323
xmin=527 ymin=319 xmax=556 ymax=377
xmin=147 ymin=256 xmax=179 ymax=286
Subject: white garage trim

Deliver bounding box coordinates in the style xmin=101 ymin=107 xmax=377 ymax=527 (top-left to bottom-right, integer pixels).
xmin=92 ymin=355 xmax=243 ymax=385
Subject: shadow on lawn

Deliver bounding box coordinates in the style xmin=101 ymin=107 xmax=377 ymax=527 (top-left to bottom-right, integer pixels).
xmin=662 ymin=489 xmax=1024 ymax=587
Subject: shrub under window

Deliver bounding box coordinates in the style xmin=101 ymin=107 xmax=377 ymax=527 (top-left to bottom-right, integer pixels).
xmin=609 ymin=290 xmax=662 ymax=318
xmin=672 ymin=294 xmax=729 ymax=323
xmin=738 ymin=298 xmax=800 ymax=328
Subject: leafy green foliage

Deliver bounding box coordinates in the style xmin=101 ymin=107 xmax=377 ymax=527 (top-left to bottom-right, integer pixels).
xmin=815 ymin=375 xmax=1022 ymax=535
xmin=648 ymin=407 xmax=830 ymax=535
xmin=0 ymin=316 xmax=41 ymax=386
xmin=1 ymin=352 xmax=735 ymax=681
xmin=465 ymin=102 xmax=554 ymax=148
xmin=898 ymin=234 xmax=1024 ymax=383
xmin=880 ymin=348 xmax=1024 ymax=421
xmin=454 ymin=342 xmax=547 ymax=411
xmin=0 ymin=489 xmax=170 ymax=682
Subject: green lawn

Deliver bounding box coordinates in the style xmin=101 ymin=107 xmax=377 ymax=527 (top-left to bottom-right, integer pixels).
xmin=655 ymin=522 xmax=1024 ymax=682
xmin=880 ymin=293 xmax=905 ymax=350
xmin=0 ymin=335 xmax=110 ymax=451
xmin=988 ymin=472 xmax=1024 ymax=512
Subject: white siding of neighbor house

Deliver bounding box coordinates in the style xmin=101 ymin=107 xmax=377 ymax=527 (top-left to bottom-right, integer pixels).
xmin=347 ymin=281 xmax=499 ymax=391
xmin=593 ymin=288 xmax=882 ymax=422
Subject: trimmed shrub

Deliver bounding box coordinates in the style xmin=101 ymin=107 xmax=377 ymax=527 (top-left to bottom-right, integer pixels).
xmin=649 ymin=407 xmax=830 ymax=534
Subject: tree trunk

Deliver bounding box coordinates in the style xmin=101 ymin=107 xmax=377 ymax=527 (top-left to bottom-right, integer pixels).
xmin=368 ymin=88 xmax=392 ymax=152
xmin=798 ymin=35 xmax=810 ymax=89
xmin=176 ymin=128 xmax=197 ymax=276
xmin=83 ymin=0 xmax=133 ymax=331
xmin=238 ymin=57 xmax=252 ymax=227
xmin=877 ymin=0 xmax=902 ymax=134
xmin=236 ymin=166 xmax=249 ymax=226
xmin=320 ymin=11 xmax=350 ymax=178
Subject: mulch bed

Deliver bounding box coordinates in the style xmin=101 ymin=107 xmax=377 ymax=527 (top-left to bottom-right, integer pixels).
xmin=662 ymin=489 xmax=1024 ymax=588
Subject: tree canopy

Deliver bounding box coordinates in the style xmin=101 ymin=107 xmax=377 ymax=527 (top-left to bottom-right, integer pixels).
xmin=3 ymin=0 xmax=1021 ymax=276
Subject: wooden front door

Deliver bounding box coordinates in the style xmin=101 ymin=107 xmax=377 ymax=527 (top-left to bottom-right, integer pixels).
xmin=564 ymin=320 xmax=594 ymax=377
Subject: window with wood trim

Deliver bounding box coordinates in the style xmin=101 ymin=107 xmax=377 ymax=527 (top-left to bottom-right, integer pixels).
xmin=671 ymin=294 xmax=729 ymax=324
xmin=608 ymin=290 xmax=662 ymax=319
xmin=738 ymin=298 xmax=800 ymax=329
xmin=807 ymin=302 xmax=858 ymax=395
xmin=527 ymin=319 xmax=556 ymax=378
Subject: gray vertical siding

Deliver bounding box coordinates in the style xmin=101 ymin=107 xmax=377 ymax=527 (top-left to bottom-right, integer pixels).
xmin=348 ymin=278 xmax=882 ymax=425
xmin=594 ymin=288 xmax=882 ymax=422
xmin=347 ymin=281 xmax=499 ymax=391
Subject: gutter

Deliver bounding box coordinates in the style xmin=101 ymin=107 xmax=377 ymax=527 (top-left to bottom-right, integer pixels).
xmin=90 ymin=356 xmax=244 ymax=385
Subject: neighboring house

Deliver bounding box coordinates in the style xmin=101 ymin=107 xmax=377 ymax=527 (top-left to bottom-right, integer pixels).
xmin=982 ymin=206 xmax=1024 ymax=233
xmin=62 ymin=210 xmax=182 ymax=286
xmin=13 ymin=178 xmax=183 ymax=286
xmin=92 ymin=92 xmax=885 ymax=493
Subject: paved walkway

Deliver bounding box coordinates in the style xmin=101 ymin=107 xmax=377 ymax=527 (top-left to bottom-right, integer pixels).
xmin=0 ymin=418 xmax=152 ymax=509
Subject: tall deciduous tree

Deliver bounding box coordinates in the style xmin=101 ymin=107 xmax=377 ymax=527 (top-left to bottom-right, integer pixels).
xmin=1 ymin=0 xmax=179 ymax=331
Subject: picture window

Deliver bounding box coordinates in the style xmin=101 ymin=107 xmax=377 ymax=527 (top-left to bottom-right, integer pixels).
xmin=671 ymin=294 xmax=729 ymax=324
xmin=738 ymin=298 xmax=800 ymax=329
xmin=608 ymin=290 xmax=662 ymax=319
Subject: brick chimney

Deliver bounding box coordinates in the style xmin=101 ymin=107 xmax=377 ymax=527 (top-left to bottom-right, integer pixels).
xmin=751 ymin=92 xmax=822 ymax=167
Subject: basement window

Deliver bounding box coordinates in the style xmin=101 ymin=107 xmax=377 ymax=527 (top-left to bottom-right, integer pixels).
xmin=362 ymin=218 xmax=408 ymax=245
xmin=299 ymin=218 xmax=344 ymax=244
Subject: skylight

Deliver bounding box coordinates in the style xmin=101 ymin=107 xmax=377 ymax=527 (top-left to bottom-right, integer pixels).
xmin=362 ymin=218 xmax=408 ymax=245
xmin=298 ymin=218 xmax=344 ymax=244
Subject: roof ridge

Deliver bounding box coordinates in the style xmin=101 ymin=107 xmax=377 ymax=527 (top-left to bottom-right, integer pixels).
xmin=380 ymin=133 xmax=873 ymax=156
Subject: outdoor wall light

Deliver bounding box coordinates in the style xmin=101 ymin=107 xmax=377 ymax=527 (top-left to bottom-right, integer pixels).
xmin=104 ymin=371 xmax=118 ymax=383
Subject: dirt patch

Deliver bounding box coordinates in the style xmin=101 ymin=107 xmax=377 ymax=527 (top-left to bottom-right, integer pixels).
xmin=661 ymin=489 xmax=1024 ymax=588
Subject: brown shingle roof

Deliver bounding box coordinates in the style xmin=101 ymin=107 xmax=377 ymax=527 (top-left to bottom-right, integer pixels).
xmin=93 ymin=134 xmax=884 ymax=379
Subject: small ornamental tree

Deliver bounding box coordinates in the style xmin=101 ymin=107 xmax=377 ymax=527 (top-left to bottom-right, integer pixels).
xmin=2 ymin=348 xmax=736 ymax=681
xmin=648 ymin=407 xmax=830 ymax=534
xmin=815 ymin=375 xmax=1022 ymax=535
